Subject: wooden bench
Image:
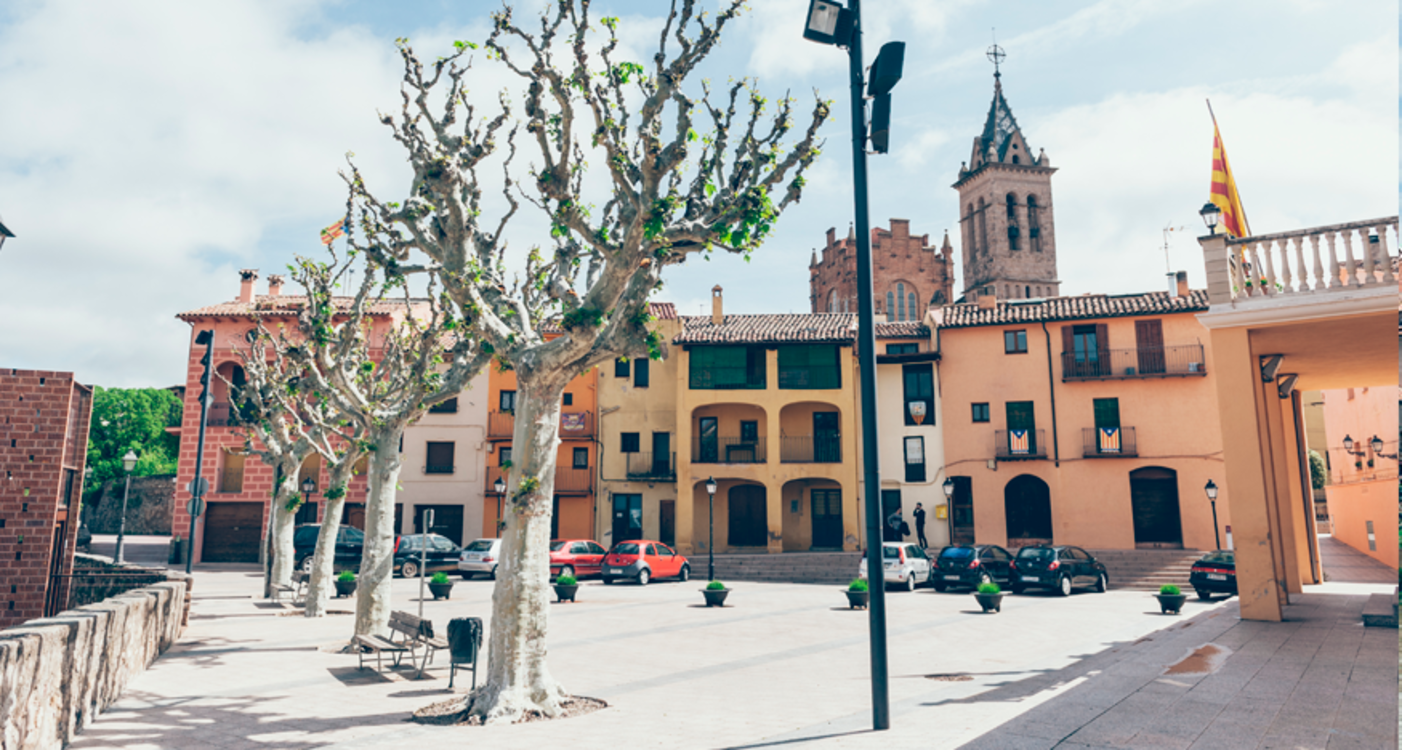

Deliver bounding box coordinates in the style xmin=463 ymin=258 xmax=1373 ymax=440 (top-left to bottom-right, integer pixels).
xmin=388 ymin=611 xmax=449 ymax=678
xmin=271 ymin=572 xmax=308 ymax=606
xmin=353 ymin=633 xmax=412 ymax=672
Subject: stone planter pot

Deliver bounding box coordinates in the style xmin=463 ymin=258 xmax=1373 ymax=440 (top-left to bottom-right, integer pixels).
xmin=974 ymin=592 xmax=1004 ymax=613
xmin=701 ymin=588 xmax=730 ymax=607
xmin=1156 ymin=593 xmax=1188 ymax=615
xmin=844 ymin=589 xmax=869 ymax=609
xmin=334 ymin=579 xmax=358 ymax=598
xmin=428 ymin=582 xmax=454 ymax=600
xmin=553 ymin=583 xmax=579 ymax=603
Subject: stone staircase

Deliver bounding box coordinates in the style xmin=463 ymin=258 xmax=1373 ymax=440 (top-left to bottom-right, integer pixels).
xmin=705 ymin=552 xmax=862 ymax=586
xmin=1087 ymin=549 xmax=1205 ymax=592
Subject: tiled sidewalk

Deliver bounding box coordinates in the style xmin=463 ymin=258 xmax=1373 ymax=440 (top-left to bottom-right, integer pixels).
xmin=960 ymin=587 xmax=1398 ymax=749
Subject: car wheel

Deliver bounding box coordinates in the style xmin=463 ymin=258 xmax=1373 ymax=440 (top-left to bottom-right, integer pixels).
xmin=298 ymin=556 xmax=315 ymax=575
xmin=461 ymin=573 xmax=474 ymax=580
xmin=400 ymin=560 xmax=419 ymax=579
xmin=678 ymin=565 xmax=690 ymax=582
xmin=1057 ymin=575 xmax=1072 ymax=597
xmin=1095 ymin=572 xmax=1108 ymax=593
xmin=558 ymin=565 xmax=575 ymax=580
xmin=904 ymin=575 xmax=916 ymax=592
xmin=637 ymin=568 xmax=650 ymax=586
xmin=1196 ymin=588 xmax=1212 ymax=601
xmin=602 ymin=576 xmax=614 ymax=585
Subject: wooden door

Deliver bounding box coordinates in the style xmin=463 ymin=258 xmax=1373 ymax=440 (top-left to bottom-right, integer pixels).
xmin=1135 ymin=319 xmax=1165 ymax=374
xmin=1130 ymin=468 xmax=1183 ymax=548
xmin=810 ymin=489 xmax=842 ymax=548
xmin=699 ymin=417 xmax=718 ymax=462
xmin=813 ymin=412 xmax=841 ymax=462
xmin=727 ymin=485 xmax=767 ymax=547
xmin=659 ymin=500 xmax=675 ymax=547
xmin=202 ymin=502 xmax=263 ymax=562
xmin=342 ymin=504 xmax=366 ymax=530
xmin=950 ymin=477 xmax=975 ymax=545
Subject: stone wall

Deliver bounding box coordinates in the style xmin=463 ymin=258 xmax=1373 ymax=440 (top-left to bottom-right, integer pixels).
xmin=86 ymin=475 xmax=175 ymax=535
xmin=0 ymin=576 xmax=187 ymax=749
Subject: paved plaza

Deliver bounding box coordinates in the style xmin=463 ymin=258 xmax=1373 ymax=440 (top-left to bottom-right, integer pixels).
xmin=60 ymin=535 xmax=1395 ymax=749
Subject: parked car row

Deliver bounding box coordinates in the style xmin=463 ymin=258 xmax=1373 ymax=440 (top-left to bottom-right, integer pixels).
xmin=860 ymin=542 xmax=1110 ymax=596
xmin=291 ymin=524 xmax=462 ymax=578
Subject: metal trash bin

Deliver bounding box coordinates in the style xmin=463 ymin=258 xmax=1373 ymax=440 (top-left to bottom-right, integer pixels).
xmin=446 ymin=617 xmax=483 ymax=690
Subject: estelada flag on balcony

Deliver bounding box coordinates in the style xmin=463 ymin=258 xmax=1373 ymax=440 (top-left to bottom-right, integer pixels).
xmin=1098 ymin=427 xmax=1121 ymax=454
xmin=320 ymin=218 xmax=349 ymax=246
xmin=1207 ymin=100 xmax=1251 ymax=239
xmin=1009 ymin=430 xmax=1029 ymax=455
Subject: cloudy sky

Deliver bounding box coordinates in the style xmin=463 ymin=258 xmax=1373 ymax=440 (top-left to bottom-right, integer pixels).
xmin=0 ymin=0 xmax=1395 ymax=387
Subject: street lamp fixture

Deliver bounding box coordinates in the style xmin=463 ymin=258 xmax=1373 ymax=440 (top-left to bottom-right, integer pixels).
xmin=494 ymin=476 xmax=507 ymax=531
xmin=300 ymin=476 xmax=318 ymax=497
xmin=1199 ymin=202 xmax=1221 ymax=235
xmin=115 ymin=450 xmax=138 ymax=564
xmin=941 ymin=476 xmax=956 ymax=547
xmin=1204 ymin=479 xmax=1220 ymax=550
xmin=705 ymin=476 xmax=717 ymax=582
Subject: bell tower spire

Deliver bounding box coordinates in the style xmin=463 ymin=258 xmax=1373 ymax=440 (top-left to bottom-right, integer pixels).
xmin=952 ymin=47 xmax=1061 ymax=302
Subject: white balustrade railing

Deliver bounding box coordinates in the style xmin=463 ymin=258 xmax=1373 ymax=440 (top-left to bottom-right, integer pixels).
xmin=1218 ymin=217 xmax=1397 ymax=301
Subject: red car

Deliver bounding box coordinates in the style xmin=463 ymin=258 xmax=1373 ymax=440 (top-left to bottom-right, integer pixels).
xmin=549 ymin=539 xmax=608 ymax=579
xmin=600 ymin=540 xmax=691 ymax=585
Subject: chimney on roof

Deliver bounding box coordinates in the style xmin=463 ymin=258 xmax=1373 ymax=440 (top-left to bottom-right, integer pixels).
xmin=239 ymin=269 xmax=259 ymax=304
xmin=1175 ymin=271 xmax=1190 ymax=299
xmin=267 ymin=274 xmax=285 ymax=297
xmin=711 ymin=285 xmax=724 ymax=325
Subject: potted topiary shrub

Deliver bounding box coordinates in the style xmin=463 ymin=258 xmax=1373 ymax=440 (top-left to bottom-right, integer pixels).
xmin=1156 ymin=584 xmax=1188 ymax=615
xmin=974 ymin=581 xmax=1004 ymax=613
xmin=334 ymin=570 xmax=357 ymax=598
xmin=844 ymin=578 xmax=870 ymax=609
xmin=553 ymin=574 xmax=579 ymax=603
xmin=701 ymin=580 xmax=730 ymax=607
xmin=427 ymin=571 xmax=455 ymax=600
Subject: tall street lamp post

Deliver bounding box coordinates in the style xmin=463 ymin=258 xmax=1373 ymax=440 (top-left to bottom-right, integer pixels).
xmin=1204 ymin=479 xmax=1220 ymax=550
xmin=115 ymin=450 xmax=138 ymax=564
xmin=942 ymin=477 xmax=956 ymax=546
xmin=494 ymin=476 xmax=507 ymax=531
xmin=706 ymin=476 xmax=717 ymax=581
xmin=187 ymin=329 xmax=216 ymax=575
xmin=300 ymin=476 xmax=318 ymax=518
xmin=803 ymin=0 xmax=904 ymax=731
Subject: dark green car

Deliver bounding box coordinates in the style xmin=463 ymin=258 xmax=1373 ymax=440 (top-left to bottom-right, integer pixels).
xmin=1011 ymin=545 xmax=1108 ymax=596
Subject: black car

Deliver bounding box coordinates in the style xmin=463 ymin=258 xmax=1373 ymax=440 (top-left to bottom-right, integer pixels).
xmin=293 ymin=523 xmax=365 ymax=574
xmin=931 ymin=544 xmax=1015 ymax=592
xmin=394 ymin=534 xmax=463 ymax=578
xmin=1011 ymin=545 xmax=1108 ymax=596
xmin=1189 ymin=549 xmax=1236 ymax=600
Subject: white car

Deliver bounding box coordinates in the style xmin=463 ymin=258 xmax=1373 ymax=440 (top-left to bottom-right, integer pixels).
xmin=858 ymin=542 xmax=931 ymax=591
xmin=458 ymin=538 xmax=502 ymax=579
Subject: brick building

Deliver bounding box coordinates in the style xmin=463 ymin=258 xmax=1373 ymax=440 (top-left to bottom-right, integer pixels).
xmin=0 ymin=369 xmax=92 ymax=626
xmin=954 ymin=71 xmax=1061 ymax=302
xmin=808 ymin=219 xmax=955 ymax=320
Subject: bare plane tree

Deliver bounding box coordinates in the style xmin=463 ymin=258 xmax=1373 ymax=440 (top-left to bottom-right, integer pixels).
xmin=343 ymin=0 xmax=828 ymax=723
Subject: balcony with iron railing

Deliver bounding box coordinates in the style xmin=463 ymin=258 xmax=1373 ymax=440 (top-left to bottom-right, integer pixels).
xmin=488 ymin=409 xmax=594 ymax=439
xmin=779 ymin=436 xmax=843 ymax=463
xmin=424 ymin=462 xmax=455 ymax=475
xmin=1202 ymin=216 xmax=1398 ymax=307
xmin=688 ymin=366 xmax=767 ymax=390
xmin=1061 ymin=345 xmax=1206 ymax=381
xmin=1082 ymin=426 xmax=1138 ymax=458
xmin=625 ymin=451 xmax=676 ymax=481
xmin=994 ymin=429 xmax=1047 ymax=460
xmin=692 ymin=437 xmax=768 ymax=464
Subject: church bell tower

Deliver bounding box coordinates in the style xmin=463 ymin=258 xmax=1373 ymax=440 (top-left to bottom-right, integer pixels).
xmin=953 ymin=46 xmax=1060 ymax=301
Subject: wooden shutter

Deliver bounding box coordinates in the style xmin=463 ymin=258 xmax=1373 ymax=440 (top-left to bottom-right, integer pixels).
xmin=1095 ymin=323 xmax=1110 ymax=375
xmin=1060 ymin=325 xmax=1074 ymax=375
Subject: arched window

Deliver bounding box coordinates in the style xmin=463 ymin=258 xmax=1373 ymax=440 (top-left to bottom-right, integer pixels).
xmin=908 ymin=293 xmax=917 ymax=320
xmin=977 ymin=198 xmax=988 ymax=256
xmin=885 ymin=291 xmax=895 ymax=318
xmin=965 ymin=203 xmax=976 ymax=254
xmin=896 ymin=283 xmax=906 ymax=321
xmin=1025 ymin=285 xmax=1031 ymax=298
xmin=827 ymin=289 xmax=837 ymax=312
xmin=1006 ymin=193 xmax=1017 ymax=220
xmin=1027 ymin=195 xmax=1041 ymax=252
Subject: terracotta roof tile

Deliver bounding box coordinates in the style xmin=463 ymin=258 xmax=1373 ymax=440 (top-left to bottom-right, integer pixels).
xmin=176 ymin=295 xmax=407 ymax=320
xmin=875 ymin=321 xmax=930 ymax=338
xmin=649 ymin=302 xmax=678 ymax=320
xmin=939 ymin=290 xmax=1209 ymax=328
xmin=675 ymin=313 xmax=856 ymax=345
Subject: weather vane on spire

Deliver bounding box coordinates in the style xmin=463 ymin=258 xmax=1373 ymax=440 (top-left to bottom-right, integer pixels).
xmin=987 ymin=29 xmax=1005 ymax=77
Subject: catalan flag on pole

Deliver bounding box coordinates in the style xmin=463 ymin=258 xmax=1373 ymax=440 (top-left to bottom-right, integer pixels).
xmin=1009 ymin=429 xmax=1029 ymax=455
xmin=1207 ymin=101 xmax=1250 ymax=239
xmin=320 ymin=218 xmax=349 ymax=246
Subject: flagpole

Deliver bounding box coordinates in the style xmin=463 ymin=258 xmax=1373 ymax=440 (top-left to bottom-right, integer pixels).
xmin=1205 ymin=99 xmax=1251 ymax=235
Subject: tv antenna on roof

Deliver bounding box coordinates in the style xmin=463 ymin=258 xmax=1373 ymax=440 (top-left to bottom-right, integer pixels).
xmin=1161 ymin=224 xmax=1188 ymax=293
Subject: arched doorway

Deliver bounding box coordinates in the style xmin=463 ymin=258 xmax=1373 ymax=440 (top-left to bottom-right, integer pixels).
xmin=1005 ymin=475 xmax=1052 ymax=544
xmin=728 ymin=484 xmax=767 ymax=547
xmin=1130 ymin=467 xmax=1183 ymax=548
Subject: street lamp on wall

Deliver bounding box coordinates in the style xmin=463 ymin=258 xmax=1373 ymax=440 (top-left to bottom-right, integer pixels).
xmin=705 ymin=476 xmax=718 ymax=582
xmin=1369 ymin=435 xmax=1396 ymax=460
xmin=115 ymin=450 xmax=138 ymax=564
xmin=1199 ymin=202 xmax=1221 ymax=235
xmin=1204 ymin=479 xmax=1220 ymax=550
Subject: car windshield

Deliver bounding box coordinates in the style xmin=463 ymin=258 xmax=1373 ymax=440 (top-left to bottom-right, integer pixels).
xmin=882 ymin=547 xmax=900 ymax=559
xmin=939 ymin=547 xmax=973 ymax=559
xmin=550 ymin=541 xmax=568 ymax=552
xmin=1017 ymin=548 xmax=1056 ymax=560
xmin=465 ymin=539 xmax=495 ymax=552
xmin=1200 ymin=550 xmax=1234 ymax=564
xmin=613 ymin=543 xmax=640 ymax=555
xmin=337 ymin=527 xmax=364 ymax=544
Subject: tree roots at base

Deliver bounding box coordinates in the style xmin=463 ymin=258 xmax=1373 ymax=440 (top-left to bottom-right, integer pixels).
xmin=412 ymin=695 xmax=607 ymax=726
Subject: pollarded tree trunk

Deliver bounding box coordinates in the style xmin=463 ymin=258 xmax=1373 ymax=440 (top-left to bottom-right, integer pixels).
xmin=269 ymin=456 xmax=301 ymax=591
xmin=354 ymin=427 xmax=405 ymax=637
xmin=471 ymin=376 xmax=569 ymax=722
xmin=304 ymin=459 xmax=357 ymax=618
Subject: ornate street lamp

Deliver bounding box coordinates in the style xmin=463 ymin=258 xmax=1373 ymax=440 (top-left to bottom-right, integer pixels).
xmin=300 ymin=476 xmax=318 ymax=521
xmin=705 ymin=476 xmax=718 ymax=582
xmin=115 ymin=450 xmax=138 ymax=564
xmin=941 ymin=477 xmax=955 ymax=545
xmin=494 ymin=476 xmax=507 ymax=533
xmin=1204 ymin=479 xmax=1220 ymax=550
xmin=1199 ymin=202 xmax=1221 ymax=235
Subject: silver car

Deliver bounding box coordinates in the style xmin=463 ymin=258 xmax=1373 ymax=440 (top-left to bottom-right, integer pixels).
xmin=458 ymin=538 xmax=502 ymax=579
